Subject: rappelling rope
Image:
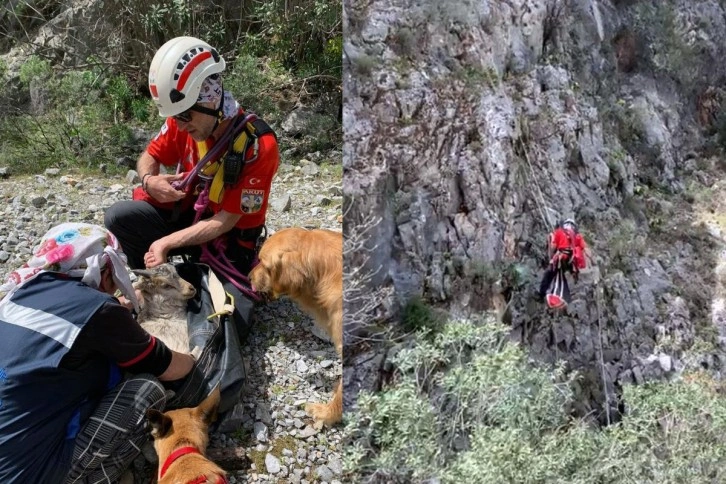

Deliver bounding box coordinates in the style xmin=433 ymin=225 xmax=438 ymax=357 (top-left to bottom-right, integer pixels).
xmin=517 ymin=121 xmax=556 ymax=230
xmin=595 ymin=282 xmax=612 ymax=426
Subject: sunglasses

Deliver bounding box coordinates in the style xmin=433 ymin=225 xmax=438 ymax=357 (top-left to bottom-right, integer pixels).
xmin=173 ymin=104 xmax=205 ymax=123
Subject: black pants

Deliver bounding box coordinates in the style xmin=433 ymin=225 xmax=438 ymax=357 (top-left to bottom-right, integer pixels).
xmin=539 ymin=260 xmax=574 ymax=297
xmin=104 ymin=200 xmax=259 ymax=274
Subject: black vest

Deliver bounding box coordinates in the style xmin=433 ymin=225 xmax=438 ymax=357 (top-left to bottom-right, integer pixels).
xmin=0 ymin=273 xmax=115 ymax=483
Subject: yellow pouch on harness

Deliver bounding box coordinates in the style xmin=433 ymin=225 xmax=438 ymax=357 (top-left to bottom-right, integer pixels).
xmin=195 ymin=140 xmax=224 ymax=203
xmin=197 ymin=125 xmax=254 ymax=204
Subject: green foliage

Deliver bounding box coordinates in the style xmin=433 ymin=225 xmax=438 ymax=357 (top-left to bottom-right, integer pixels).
xmin=401 ymin=296 xmax=443 ymax=334
xmin=345 ymin=316 xmax=574 ymax=481
xmin=55 ymin=70 xmax=101 ymax=109
xmin=345 ymin=316 xmax=726 ymax=483
xmin=600 ymin=99 xmax=643 ymax=149
xmin=224 ymin=54 xmax=293 ymax=122
xmin=607 ymin=218 xmax=645 ymax=272
xmin=131 ymin=98 xmax=153 ymax=123
xmin=0 ymin=2 xmax=341 ymax=174
xmin=106 ymin=75 xmax=134 ymax=116
xmin=243 ymin=0 xmax=341 ymax=77
xmin=19 ymin=56 xmax=51 ymax=87
xmin=631 ymin=2 xmax=701 ymax=90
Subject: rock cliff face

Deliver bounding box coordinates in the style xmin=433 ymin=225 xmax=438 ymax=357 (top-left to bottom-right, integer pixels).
xmin=344 ymin=0 xmax=726 ymax=421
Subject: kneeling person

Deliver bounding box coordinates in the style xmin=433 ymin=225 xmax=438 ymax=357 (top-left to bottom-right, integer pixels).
xmin=0 ymin=223 xmax=194 ymax=483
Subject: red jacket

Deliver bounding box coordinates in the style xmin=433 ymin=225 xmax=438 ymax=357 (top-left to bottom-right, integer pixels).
xmin=549 ymin=227 xmax=587 ymax=269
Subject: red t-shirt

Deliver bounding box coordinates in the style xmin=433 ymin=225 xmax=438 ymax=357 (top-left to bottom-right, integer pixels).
xmin=146 ymin=111 xmax=280 ymax=229
xmin=550 ymin=227 xmax=586 ymax=251
xmin=550 ymin=228 xmax=587 ymax=269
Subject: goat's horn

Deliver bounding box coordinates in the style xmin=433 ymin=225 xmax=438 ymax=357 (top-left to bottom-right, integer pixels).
xmin=131 ymin=269 xmax=154 ymax=278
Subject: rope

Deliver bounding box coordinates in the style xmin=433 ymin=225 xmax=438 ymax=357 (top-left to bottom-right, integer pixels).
xmin=190 ymin=180 xmax=261 ymax=303
xmin=595 ymin=283 xmax=612 ymax=426
xmin=517 ymin=131 xmax=555 ymax=230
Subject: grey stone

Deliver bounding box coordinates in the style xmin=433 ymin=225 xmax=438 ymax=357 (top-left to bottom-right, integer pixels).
xmin=44 ymin=168 xmax=60 ymax=177
xmin=328 ymin=456 xmax=343 ymax=475
xmin=217 ymin=403 xmax=246 ymax=433
xmin=255 ymin=402 xmax=272 ymax=425
xmin=298 ymin=425 xmax=319 ymax=439
xmin=315 ymin=195 xmax=332 ymax=206
xmin=296 ymin=359 xmax=309 ymax=374
xmin=265 ymin=453 xmax=281 ymax=474
xmin=302 ymin=164 xmax=320 ymax=177
xmin=316 ymin=465 xmax=334 ymax=482
xmin=271 ymin=194 xmax=292 ymax=213
xmin=126 ymin=170 xmax=140 ymax=185
xmin=254 ymin=421 xmax=269 ymax=442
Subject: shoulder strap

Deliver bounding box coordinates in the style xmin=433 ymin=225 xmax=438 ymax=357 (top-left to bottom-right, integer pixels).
xmin=206 ymin=267 xmax=235 ymax=320
xmin=223 ymin=116 xmax=275 ymax=186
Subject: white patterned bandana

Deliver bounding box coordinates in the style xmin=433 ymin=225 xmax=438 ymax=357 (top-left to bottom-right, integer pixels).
xmin=198 ymin=76 xmax=239 ymax=119
xmin=0 ymin=223 xmax=139 ymax=312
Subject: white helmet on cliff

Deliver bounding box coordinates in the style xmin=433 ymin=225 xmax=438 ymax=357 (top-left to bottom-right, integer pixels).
xmin=562 ymin=218 xmax=577 ymax=231
xmin=148 ymin=36 xmax=226 ymax=117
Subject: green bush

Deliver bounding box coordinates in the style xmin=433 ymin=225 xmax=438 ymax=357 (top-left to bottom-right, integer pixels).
xmin=345 ymin=316 xmax=726 ymax=483
xmin=19 ymin=55 xmax=51 ymax=87
xmin=224 ymin=53 xmax=292 ymax=122
xmin=400 ymin=296 xmax=443 ymax=335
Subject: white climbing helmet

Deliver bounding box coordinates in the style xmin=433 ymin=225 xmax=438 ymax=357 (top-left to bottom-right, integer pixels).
xmin=148 ymin=36 xmax=226 ymax=117
xmin=562 ymin=218 xmax=577 ymax=231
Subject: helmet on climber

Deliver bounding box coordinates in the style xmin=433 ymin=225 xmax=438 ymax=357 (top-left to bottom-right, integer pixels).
xmin=148 ymin=36 xmax=226 ymax=119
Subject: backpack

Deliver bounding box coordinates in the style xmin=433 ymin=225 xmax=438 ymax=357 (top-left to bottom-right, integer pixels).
xmin=561 ymin=226 xmax=586 ymax=270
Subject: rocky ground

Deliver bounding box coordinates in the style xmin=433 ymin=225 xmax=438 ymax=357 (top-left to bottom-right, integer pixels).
xmin=0 ymin=160 xmax=343 ymax=484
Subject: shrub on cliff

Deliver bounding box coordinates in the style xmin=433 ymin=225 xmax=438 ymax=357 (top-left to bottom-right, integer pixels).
xmin=344 ymin=314 xmax=726 ymax=483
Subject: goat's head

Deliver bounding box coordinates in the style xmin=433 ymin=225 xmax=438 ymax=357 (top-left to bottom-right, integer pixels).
xmin=132 ymin=264 xmax=196 ymax=320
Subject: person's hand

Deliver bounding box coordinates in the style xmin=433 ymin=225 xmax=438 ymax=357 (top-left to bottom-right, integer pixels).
xmin=118 ymin=289 xmax=144 ymax=311
xmin=145 ymin=173 xmax=187 ymax=203
xmin=144 ymin=240 xmax=170 ymax=268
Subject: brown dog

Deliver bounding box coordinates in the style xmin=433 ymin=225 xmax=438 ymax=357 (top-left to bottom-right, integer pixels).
xmin=146 ymin=387 xmax=226 ymax=484
xmin=249 ymin=227 xmax=342 ymax=426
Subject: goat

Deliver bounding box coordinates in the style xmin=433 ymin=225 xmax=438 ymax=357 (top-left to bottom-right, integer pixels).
xmin=132 ymin=264 xmax=197 ymax=356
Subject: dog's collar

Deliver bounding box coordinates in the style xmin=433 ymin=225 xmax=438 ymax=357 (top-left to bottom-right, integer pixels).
xmin=159 ymin=446 xmax=201 ymax=479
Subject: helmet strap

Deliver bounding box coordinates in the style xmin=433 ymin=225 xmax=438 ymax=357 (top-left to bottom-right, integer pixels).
xmin=211 ymin=87 xmax=226 ymax=132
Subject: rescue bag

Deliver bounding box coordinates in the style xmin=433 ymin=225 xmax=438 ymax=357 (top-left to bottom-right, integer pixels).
xmin=163 ymin=262 xmax=255 ymax=413
xmin=546 ymin=267 xmax=571 ymax=310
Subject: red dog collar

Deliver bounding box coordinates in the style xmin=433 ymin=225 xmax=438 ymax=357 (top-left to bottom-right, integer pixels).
xmin=159 ymin=446 xmax=201 ymax=479
xmin=159 ymin=446 xmax=228 ymax=484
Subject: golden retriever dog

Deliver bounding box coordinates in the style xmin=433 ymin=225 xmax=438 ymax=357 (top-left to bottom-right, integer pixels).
xmin=249 ymin=227 xmax=342 ymax=427
xmin=132 ymin=264 xmax=197 ymax=355
xmin=146 ymin=387 xmax=226 ymax=484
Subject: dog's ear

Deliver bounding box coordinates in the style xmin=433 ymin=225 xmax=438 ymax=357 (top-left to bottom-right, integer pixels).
xmin=275 ymin=251 xmax=306 ymax=293
xmin=146 ymin=409 xmax=172 ymax=439
xmin=197 ymin=386 xmax=222 ymax=425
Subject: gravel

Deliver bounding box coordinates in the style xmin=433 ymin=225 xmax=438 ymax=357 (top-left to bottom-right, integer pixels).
xmin=0 ymin=162 xmax=343 ymax=483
